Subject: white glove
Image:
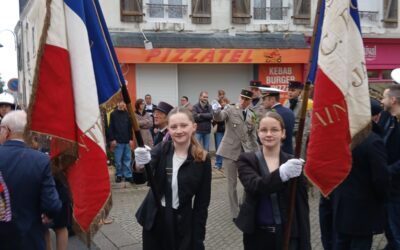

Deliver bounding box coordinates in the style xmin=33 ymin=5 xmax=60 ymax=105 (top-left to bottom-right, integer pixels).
xmin=279 ymin=159 xmax=304 ymax=182
xmin=134 ymin=146 xmax=151 ymax=165
xmin=211 ymin=100 xmax=221 ymax=111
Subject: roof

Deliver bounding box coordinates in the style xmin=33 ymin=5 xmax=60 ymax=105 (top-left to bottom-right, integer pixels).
xmin=110 ymin=32 xmax=308 ymax=49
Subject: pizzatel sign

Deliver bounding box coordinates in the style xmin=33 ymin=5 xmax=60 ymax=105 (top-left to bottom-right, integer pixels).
xmin=116 ymin=48 xmax=309 ymax=64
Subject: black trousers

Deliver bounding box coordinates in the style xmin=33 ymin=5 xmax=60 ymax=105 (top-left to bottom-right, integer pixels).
xmin=243 ymin=227 xmax=298 ymax=250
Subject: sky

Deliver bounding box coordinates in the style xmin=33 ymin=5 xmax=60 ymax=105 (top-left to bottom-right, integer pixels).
xmin=0 ymin=1 xmax=19 ymax=84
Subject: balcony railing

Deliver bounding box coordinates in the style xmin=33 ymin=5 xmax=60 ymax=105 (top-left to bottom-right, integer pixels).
xmin=147 ymin=3 xmax=188 ymax=19
xmin=253 ymin=7 xmax=289 ymax=21
xmin=359 ymin=11 xmax=379 ymax=22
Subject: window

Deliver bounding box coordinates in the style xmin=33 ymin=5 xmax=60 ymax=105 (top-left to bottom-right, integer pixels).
xmin=191 ymin=0 xmax=211 ymax=24
xmin=232 ymin=0 xmax=251 ymax=24
xmin=120 ymin=0 xmax=144 ymax=22
xmin=383 ymin=0 xmax=398 ymax=27
xmin=293 ymin=0 xmax=310 ymax=24
xmin=147 ymin=0 xmax=188 ymax=19
xmin=253 ymin=0 xmax=288 ymax=21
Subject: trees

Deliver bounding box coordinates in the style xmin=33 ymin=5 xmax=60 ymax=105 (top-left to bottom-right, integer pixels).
xmin=0 ymin=74 xmax=5 ymax=94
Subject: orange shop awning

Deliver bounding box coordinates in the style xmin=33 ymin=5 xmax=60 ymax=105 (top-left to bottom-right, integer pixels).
xmin=115 ymin=48 xmax=310 ymax=64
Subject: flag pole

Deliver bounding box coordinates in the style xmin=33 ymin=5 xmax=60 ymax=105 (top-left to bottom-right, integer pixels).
xmin=120 ymin=84 xmax=162 ymax=209
xmin=282 ymin=0 xmax=322 ymax=248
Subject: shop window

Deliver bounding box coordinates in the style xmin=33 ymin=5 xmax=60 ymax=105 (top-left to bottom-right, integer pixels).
xmin=293 ymin=0 xmax=310 ymax=25
xmin=232 ymin=0 xmax=252 ymax=24
xmin=191 ymin=0 xmax=211 ymax=24
xmin=383 ymin=0 xmax=398 ymax=27
xmin=382 ymin=70 xmax=393 ymax=80
xmin=367 ymin=70 xmax=379 ymax=79
xmin=120 ymin=0 xmax=144 ymax=22
xmin=147 ymin=0 xmax=188 ymax=19
xmin=357 ymin=1 xmax=379 ymax=24
xmin=253 ymin=0 xmax=289 ymax=21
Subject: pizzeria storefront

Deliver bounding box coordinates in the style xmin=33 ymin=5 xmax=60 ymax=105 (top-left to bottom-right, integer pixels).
xmin=112 ymin=32 xmax=309 ymax=106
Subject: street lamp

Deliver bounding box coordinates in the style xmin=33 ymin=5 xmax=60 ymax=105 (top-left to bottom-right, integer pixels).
xmin=0 ymin=29 xmax=17 ymax=51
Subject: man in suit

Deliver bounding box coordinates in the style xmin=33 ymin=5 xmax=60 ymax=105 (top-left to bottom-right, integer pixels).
xmin=144 ymin=94 xmax=157 ymax=138
xmin=212 ymin=89 xmax=259 ymax=220
xmin=380 ymin=84 xmax=400 ymax=250
xmin=153 ymin=101 xmax=174 ymax=146
xmin=0 ymin=110 xmax=61 ymax=250
xmin=261 ymin=90 xmax=295 ymax=154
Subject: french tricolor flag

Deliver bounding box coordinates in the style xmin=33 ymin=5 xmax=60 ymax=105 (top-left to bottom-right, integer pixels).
xmin=28 ymin=0 xmax=124 ymax=241
xmin=305 ymin=0 xmax=371 ymax=196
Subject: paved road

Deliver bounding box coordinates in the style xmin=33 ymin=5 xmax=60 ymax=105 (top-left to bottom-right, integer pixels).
xmin=64 ymin=167 xmax=387 ymax=249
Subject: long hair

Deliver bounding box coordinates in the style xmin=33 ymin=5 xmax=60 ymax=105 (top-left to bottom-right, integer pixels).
xmin=167 ymin=107 xmax=207 ymax=162
xmin=135 ymin=98 xmax=145 ymax=115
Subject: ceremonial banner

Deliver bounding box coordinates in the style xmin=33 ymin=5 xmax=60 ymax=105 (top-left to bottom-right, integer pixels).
xmin=305 ymin=0 xmax=371 ymax=196
xmin=25 ymin=0 xmax=125 ymax=242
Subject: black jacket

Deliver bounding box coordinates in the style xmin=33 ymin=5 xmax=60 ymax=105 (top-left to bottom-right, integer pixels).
xmin=192 ymin=102 xmax=213 ymax=133
xmin=109 ymin=109 xmax=133 ymax=144
xmin=136 ymin=141 xmax=212 ymax=250
xmin=236 ymin=151 xmax=311 ymax=250
xmin=378 ymin=111 xmax=400 ymax=200
xmin=332 ymin=130 xmax=389 ymax=236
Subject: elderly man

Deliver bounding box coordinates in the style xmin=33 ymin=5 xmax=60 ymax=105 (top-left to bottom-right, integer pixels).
xmin=212 ymin=89 xmax=259 ymax=220
xmin=0 ymin=93 xmax=16 ymax=124
xmin=153 ymin=101 xmax=174 ymax=146
xmin=380 ymin=84 xmax=400 ymax=250
xmin=0 ymin=111 xmax=61 ymax=249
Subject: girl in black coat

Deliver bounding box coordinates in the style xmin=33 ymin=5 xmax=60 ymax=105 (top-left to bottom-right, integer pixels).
xmin=135 ymin=107 xmax=211 ymax=250
xmin=236 ymin=112 xmax=311 ymax=250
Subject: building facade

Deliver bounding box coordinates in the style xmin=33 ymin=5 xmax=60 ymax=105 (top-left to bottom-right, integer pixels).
xmin=96 ymin=0 xmax=400 ymax=105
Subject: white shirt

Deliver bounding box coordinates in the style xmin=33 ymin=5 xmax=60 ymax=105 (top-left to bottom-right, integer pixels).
xmin=161 ymin=153 xmax=187 ymax=209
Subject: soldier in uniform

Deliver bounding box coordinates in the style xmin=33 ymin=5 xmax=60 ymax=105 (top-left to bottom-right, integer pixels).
xmin=212 ymin=89 xmax=259 ymax=220
xmin=249 ymin=80 xmax=264 ymax=118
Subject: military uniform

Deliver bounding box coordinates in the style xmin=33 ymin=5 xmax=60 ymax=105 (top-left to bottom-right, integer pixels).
xmin=213 ymin=102 xmax=259 ymax=218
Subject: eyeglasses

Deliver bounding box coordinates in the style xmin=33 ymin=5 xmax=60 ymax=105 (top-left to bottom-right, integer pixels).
xmin=0 ymin=125 xmax=10 ymax=133
xmin=259 ymin=128 xmax=282 ymax=135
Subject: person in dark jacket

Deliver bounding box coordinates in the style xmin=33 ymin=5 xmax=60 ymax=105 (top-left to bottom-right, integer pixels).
xmin=236 ymin=112 xmax=310 ymax=250
xmin=134 ymin=107 xmax=211 ymax=250
xmin=153 ymin=101 xmax=174 ymax=146
xmin=331 ymin=127 xmax=389 ymax=249
xmin=193 ymin=91 xmax=213 ymax=151
xmin=380 ymin=85 xmax=400 ymax=250
xmin=109 ymin=101 xmax=134 ymax=183
xmin=0 ymin=111 xmax=62 ymax=250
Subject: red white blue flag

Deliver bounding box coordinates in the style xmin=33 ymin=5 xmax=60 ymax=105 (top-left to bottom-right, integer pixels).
xmin=305 ymin=0 xmax=371 ymax=196
xmin=27 ymin=0 xmax=125 ymax=240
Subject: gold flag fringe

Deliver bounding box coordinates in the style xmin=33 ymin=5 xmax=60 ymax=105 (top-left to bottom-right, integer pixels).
xmin=71 ymin=193 xmax=113 ymax=247
xmin=99 ymin=90 xmax=123 ymax=113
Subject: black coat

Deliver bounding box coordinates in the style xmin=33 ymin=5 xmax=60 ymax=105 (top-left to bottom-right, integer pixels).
xmin=136 ymin=141 xmax=212 ymax=250
xmin=109 ymin=109 xmax=133 ymax=143
xmin=192 ymin=103 xmax=213 ymax=133
xmin=332 ymin=130 xmax=389 ymax=236
xmin=236 ymin=151 xmax=311 ymax=250
xmin=378 ymin=111 xmax=400 ymax=200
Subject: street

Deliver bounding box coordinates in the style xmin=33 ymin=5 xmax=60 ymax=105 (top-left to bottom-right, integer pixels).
xmin=63 ymin=167 xmax=387 ymax=250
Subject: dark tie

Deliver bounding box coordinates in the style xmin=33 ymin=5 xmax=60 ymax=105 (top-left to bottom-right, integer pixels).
xmin=242 ymin=110 xmax=247 ymax=120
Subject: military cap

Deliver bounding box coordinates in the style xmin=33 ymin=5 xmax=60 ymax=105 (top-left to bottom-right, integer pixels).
xmin=288 ymin=81 xmax=304 ymax=90
xmin=262 ymin=91 xmax=280 ymax=98
xmin=240 ymin=89 xmax=253 ymax=99
xmin=249 ymin=80 xmax=262 ymax=88
xmin=155 ymin=101 xmax=174 ymax=115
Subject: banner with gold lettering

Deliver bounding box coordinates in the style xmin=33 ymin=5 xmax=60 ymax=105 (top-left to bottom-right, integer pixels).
xmin=304 ymin=0 xmax=371 ymax=196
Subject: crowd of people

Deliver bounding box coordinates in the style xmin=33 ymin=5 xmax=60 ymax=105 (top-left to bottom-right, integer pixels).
xmin=0 ymin=74 xmax=399 ymax=250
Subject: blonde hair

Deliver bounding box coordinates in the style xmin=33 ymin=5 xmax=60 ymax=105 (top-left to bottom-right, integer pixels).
xmin=168 ymin=107 xmax=207 ymax=162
